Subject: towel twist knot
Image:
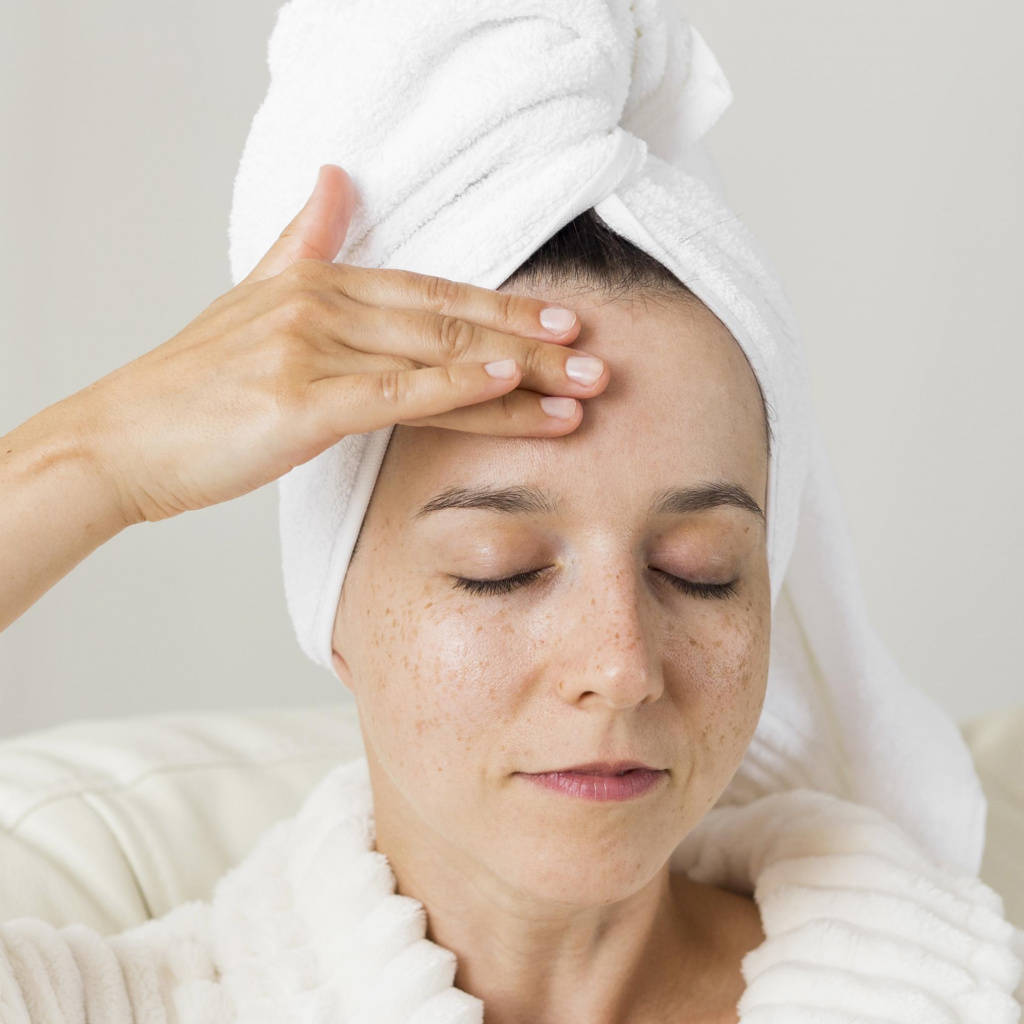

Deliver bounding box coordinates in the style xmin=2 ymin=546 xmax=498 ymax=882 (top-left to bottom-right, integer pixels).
xmin=238 ymin=0 xmax=731 ymax=282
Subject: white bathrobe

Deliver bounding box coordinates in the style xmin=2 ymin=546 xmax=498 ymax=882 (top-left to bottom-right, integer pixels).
xmin=1 ymin=756 xmax=1021 ymax=1023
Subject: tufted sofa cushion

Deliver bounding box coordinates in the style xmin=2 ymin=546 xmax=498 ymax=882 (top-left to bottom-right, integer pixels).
xmin=0 ymin=701 xmax=364 ymax=933
xmin=0 ymin=699 xmax=1021 ymax=933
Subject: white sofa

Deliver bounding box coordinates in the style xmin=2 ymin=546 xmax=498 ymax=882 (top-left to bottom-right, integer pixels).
xmin=1 ymin=700 xmax=1021 ymax=933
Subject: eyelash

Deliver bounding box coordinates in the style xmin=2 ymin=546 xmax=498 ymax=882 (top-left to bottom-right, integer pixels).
xmin=450 ymin=567 xmax=737 ymax=600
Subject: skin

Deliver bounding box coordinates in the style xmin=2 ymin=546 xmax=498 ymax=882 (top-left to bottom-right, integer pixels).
xmin=331 ymin=283 xmax=770 ymax=1024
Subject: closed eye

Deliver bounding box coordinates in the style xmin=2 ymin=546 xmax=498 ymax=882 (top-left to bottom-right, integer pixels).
xmin=649 ymin=568 xmax=737 ymax=600
xmin=450 ymin=567 xmax=737 ymax=599
xmin=451 ymin=567 xmax=548 ymax=596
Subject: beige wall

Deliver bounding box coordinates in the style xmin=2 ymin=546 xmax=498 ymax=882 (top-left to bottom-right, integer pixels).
xmin=1 ymin=1 xmax=1021 ymax=738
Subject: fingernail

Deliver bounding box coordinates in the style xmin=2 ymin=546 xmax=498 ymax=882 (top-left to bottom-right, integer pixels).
xmin=539 ymin=307 xmax=577 ymax=333
xmin=565 ymin=354 xmax=604 ymax=386
xmin=540 ymin=396 xmax=577 ymax=419
xmin=484 ymin=358 xmax=518 ymax=379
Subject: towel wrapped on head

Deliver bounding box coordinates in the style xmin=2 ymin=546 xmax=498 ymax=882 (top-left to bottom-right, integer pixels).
xmin=228 ymin=0 xmax=987 ymax=878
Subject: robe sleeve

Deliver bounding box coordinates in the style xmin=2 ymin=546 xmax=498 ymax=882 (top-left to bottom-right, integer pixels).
xmin=0 ymin=900 xmax=224 ymax=1024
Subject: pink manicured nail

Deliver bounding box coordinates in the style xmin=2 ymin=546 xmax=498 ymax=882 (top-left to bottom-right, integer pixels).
xmin=484 ymin=358 xmax=518 ymax=379
xmin=539 ymin=307 xmax=577 ymax=333
xmin=540 ymin=396 xmax=577 ymax=419
xmin=565 ymin=355 xmax=603 ymax=385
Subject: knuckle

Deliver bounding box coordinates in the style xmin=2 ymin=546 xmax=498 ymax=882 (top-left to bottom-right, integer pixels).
xmin=435 ymin=314 xmax=477 ymax=361
xmin=257 ymin=332 xmax=303 ymax=380
xmin=376 ymin=369 xmax=409 ymax=406
xmin=422 ymin=273 xmax=465 ymax=313
xmin=280 ymin=258 xmax=324 ymax=286
xmin=272 ymin=289 xmax=325 ymax=332
xmin=266 ymin=376 xmax=300 ymax=423
xmin=494 ymin=289 xmax=519 ymax=332
xmin=518 ymin=340 xmax=546 ymax=380
xmin=323 ymin=260 xmax=358 ymax=293
xmin=497 ymin=388 xmax=522 ymax=422
xmin=441 ymin=363 xmax=461 ymax=393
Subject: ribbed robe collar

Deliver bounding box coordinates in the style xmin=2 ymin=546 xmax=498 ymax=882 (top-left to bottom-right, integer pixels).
xmin=172 ymin=757 xmax=1022 ymax=1023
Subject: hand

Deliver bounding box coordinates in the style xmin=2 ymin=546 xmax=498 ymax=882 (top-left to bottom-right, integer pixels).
xmin=65 ymin=164 xmax=609 ymax=526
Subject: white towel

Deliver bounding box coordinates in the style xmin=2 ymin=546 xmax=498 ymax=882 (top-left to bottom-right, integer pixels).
xmin=227 ymin=0 xmax=987 ymax=877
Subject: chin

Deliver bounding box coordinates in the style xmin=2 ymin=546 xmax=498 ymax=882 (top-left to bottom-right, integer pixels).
xmin=485 ymin=830 xmax=666 ymax=907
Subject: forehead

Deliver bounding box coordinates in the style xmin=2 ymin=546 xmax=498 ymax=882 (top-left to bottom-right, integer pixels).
xmin=374 ymin=289 xmax=768 ymax=522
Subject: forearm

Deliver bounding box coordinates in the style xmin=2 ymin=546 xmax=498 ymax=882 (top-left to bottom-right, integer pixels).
xmin=0 ymin=400 xmax=131 ymax=634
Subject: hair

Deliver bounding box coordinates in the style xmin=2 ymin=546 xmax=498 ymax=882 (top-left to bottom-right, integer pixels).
xmin=500 ymin=205 xmax=702 ymax=301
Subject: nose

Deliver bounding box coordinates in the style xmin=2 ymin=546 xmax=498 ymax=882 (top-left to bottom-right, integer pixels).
xmin=553 ymin=556 xmax=665 ymax=711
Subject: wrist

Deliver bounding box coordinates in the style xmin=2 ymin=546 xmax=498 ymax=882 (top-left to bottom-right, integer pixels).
xmin=2 ymin=401 xmax=141 ymax=535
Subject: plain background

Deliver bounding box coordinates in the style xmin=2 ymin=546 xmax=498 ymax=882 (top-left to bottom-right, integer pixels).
xmin=0 ymin=2 xmax=1020 ymax=739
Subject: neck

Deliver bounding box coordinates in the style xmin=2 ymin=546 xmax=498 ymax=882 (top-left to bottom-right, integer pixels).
xmin=367 ymin=756 xmax=718 ymax=1024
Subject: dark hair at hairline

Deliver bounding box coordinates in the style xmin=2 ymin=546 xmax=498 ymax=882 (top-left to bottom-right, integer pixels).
xmin=499 ymin=206 xmax=774 ymax=463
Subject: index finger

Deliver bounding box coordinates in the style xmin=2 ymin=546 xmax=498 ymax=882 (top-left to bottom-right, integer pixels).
xmin=321 ymin=263 xmax=581 ymax=345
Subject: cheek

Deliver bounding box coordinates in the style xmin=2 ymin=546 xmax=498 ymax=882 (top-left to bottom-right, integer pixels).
xmin=348 ymin=558 xmax=771 ymax=790
xmin=350 ymin=579 xmax=522 ymax=775
xmin=663 ymin=586 xmax=770 ymax=758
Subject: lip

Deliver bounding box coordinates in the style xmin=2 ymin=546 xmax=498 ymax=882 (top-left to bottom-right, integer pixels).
xmin=544 ymin=760 xmax=662 ymax=775
xmin=515 ymin=766 xmax=668 ymax=802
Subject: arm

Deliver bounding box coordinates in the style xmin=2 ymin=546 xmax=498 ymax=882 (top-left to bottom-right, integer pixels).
xmin=0 ymin=399 xmax=131 ymax=635
xmin=0 ymin=164 xmax=591 ymax=638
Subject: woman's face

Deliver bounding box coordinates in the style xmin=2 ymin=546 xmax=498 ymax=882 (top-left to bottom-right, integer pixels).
xmin=332 ymin=287 xmax=771 ymax=905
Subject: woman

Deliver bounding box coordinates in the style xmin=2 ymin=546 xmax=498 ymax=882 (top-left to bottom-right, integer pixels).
xmin=2 ymin=0 xmax=1022 ymax=1020
xmin=329 ymin=204 xmax=773 ymax=1022
xmin=0 ymin=164 xmax=768 ymax=1020
xmin=1 ymin=165 xmax=1020 ymax=1024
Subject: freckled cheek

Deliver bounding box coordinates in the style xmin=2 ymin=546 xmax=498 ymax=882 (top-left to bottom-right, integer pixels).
xmin=664 ymin=602 xmax=770 ymax=724
xmin=714 ymin=624 xmax=770 ymax=738
xmin=358 ymin=594 xmax=529 ymax=762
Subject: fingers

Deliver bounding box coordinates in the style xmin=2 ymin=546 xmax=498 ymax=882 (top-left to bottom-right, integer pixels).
xmin=302 ymin=359 xmax=528 ymax=438
xmin=322 ymin=301 xmax=609 ymax=404
xmin=398 ymin=387 xmax=582 ymax=436
xmin=240 ymin=164 xmax=355 ymax=285
xmin=322 ymin=263 xmax=582 ymax=346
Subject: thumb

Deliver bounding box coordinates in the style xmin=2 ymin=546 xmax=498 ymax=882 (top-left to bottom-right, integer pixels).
xmin=241 ymin=163 xmax=356 ymax=284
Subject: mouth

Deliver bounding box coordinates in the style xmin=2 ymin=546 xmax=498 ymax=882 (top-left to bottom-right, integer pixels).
xmin=533 ymin=760 xmax=664 ymax=776
xmin=514 ymin=763 xmax=668 ymax=802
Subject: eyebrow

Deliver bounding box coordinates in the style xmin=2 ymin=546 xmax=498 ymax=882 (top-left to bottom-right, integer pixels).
xmin=412 ymin=482 xmax=765 ymax=524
